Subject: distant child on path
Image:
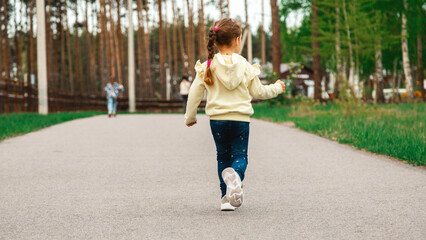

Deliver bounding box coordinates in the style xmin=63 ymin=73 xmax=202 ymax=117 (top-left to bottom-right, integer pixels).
xmin=104 ymin=77 xmax=124 ymax=117
xmin=184 ymin=18 xmax=285 ymax=211
xmin=179 ymin=75 xmax=192 ymax=113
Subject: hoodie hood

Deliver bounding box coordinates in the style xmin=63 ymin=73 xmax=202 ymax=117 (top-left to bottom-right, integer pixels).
xmin=212 ymin=53 xmax=246 ymax=90
xmin=194 ymin=54 xmax=248 ymax=91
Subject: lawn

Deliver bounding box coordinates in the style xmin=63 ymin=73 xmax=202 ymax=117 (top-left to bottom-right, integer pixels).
xmin=0 ymin=112 xmax=103 ymax=141
xmin=253 ymin=102 xmax=426 ymax=166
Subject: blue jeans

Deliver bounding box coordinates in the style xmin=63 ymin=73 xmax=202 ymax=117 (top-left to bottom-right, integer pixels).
xmin=210 ymin=120 xmax=249 ymax=197
xmin=107 ymin=98 xmax=118 ymax=113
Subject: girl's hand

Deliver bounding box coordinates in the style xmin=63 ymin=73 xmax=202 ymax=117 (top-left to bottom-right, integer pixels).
xmin=276 ymin=80 xmax=286 ymax=93
xmin=186 ymin=121 xmax=197 ymax=127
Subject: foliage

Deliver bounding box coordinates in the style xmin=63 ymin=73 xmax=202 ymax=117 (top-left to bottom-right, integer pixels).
xmin=278 ymin=0 xmax=425 ymax=98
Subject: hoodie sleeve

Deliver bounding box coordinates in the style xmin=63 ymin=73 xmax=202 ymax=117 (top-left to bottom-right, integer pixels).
xmin=184 ymin=61 xmax=206 ymax=125
xmin=247 ymin=63 xmax=283 ymax=100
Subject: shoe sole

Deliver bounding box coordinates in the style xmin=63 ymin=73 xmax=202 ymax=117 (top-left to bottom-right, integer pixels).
xmin=221 ymin=203 xmax=236 ymax=211
xmin=222 ymin=168 xmax=243 ymax=207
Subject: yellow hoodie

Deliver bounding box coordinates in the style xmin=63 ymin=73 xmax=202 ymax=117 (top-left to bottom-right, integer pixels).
xmin=184 ymin=53 xmax=283 ymax=125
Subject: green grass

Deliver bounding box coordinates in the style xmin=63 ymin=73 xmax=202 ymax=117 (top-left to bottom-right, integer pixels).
xmin=253 ymin=102 xmax=426 ymax=166
xmin=0 ymin=112 xmax=103 ymax=141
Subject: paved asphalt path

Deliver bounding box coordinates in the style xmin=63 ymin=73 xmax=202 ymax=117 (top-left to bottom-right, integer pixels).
xmin=0 ymin=114 xmax=425 ymax=239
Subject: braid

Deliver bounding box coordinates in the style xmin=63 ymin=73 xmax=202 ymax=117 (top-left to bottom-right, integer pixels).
xmin=203 ymin=18 xmax=242 ymax=85
xmin=204 ymin=27 xmax=216 ymax=85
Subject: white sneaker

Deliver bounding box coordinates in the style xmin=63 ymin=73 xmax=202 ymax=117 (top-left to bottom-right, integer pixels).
xmin=222 ymin=168 xmax=243 ymax=207
xmin=221 ymin=196 xmax=237 ymax=211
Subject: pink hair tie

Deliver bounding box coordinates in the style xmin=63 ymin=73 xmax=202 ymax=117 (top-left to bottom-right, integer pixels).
xmin=207 ymin=60 xmax=212 ymax=66
xmin=231 ymin=19 xmax=235 ymax=22
xmin=214 ymin=26 xmax=218 ymax=32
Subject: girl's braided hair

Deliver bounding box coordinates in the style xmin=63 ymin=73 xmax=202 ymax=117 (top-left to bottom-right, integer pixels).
xmin=204 ymin=18 xmax=242 ymax=85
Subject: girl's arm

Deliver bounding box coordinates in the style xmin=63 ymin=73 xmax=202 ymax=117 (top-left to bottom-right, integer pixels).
xmin=184 ymin=74 xmax=206 ymax=126
xmin=246 ymin=63 xmax=284 ymax=99
xmin=248 ymin=75 xmax=284 ymax=100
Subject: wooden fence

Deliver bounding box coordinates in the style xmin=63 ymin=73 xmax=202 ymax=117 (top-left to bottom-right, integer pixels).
xmin=0 ymin=80 xmax=204 ymax=114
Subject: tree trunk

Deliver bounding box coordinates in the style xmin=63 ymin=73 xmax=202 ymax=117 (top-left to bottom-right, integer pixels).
xmin=244 ymin=0 xmax=248 ymax=25
xmin=30 ymin=2 xmax=36 ymax=85
xmin=244 ymin=0 xmax=252 ymax=63
xmin=27 ymin=2 xmax=35 ymax=84
xmin=186 ymin=0 xmax=195 ymax=80
xmin=84 ymin=0 xmax=96 ymax=93
xmin=99 ymin=0 xmax=108 ymax=92
xmin=127 ymin=0 xmax=136 ymax=111
xmin=391 ymin=59 xmax=398 ymax=101
xmin=311 ymin=0 xmax=321 ymax=100
xmin=2 ymin=0 xmax=10 ymax=79
xmin=220 ymin=0 xmax=223 ymax=18
xmin=164 ymin=1 xmax=172 ymax=69
xmin=172 ymin=0 xmax=179 ymax=77
xmin=164 ymin=0 xmax=173 ymax=98
xmin=91 ymin=2 xmax=97 ymax=91
xmin=65 ymin=1 xmax=74 ymax=93
xmin=177 ymin=13 xmax=188 ymax=75
xmin=352 ymin=1 xmax=360 ymax=95
xmin=107 ymin=0 xmax=117 ymax=83
xmin=342 ymin=59 xmax=347 ymax=87
xmin=260 ymin=0 xmax=266 ymax=66
xmin=14 ymin=3 xmax=24 ymax=112
xmin=396 ymin=68 xmax=402 ymax=101
xmin=117 ymin=0 xmax=126 ymax=85
xmin=417 ymin=32 xmax=424 ymax=100
xmin=143 ymin=4 xmax=153 ymax=98
xmin=227 ymin=0 xmax=230 ymax=17
xmin=334 ymin=5 xmax=341 ymax=99
xmin=342 ymin=0 xmax=354 ymax=88
xmin=158 ymin=0 xmax=166 ymax=98
xmin=1 ymin=0 xmax=10 ymax=113
xmin=50 ymin=1 xmax=60 ymax=91
xmin=198 ymin=0 xmax=207 ymax=62
xmin=0 ymin=1 xmax=3 ymax=79
xmin=136 ymin=0 xmax=146 ymax=98
xmin=25 ymin=2 xmax=35 ymax=111
xmin=271 ymin=0 xmax=281 ymax=75
xmin=14 ymin=6 xmax=23 ymax=83
xmin=105 ymin=0 xmax=113 ymax=83
xmin=74 ymin=3 xmax=83 ymax=92
xmin=36 ymin=0 xmax=49 ymax=114
xmin=401 ymin=0 xmax=414 ymax=99
xmin=92 ymin=4 xmax=98 ymax=92
xmin=374 ymin=39 xmax=385 ymax=103
xmin=45 ymin=0 xmax=52 ymax=88
xmin=324 ymin=71 xmax=330 ymax=93
xmin=108 ymin=1 xmax=123 ymax=86
xmin=343 ymin=0 xmax=355 ymax=88
xmin=60 ymin=0 xmax=67 ymax=91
